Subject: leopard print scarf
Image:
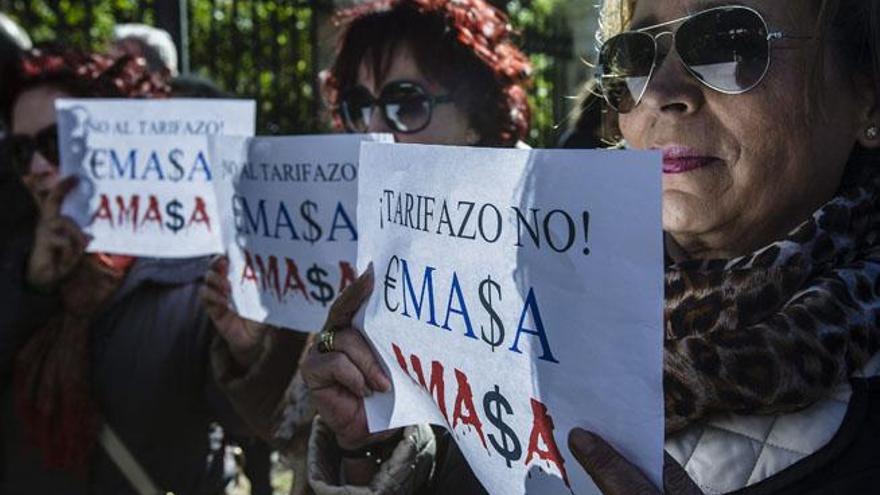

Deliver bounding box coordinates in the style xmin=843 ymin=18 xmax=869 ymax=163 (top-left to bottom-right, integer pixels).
xmin=664 ymin=152 xmax=880 ymax=433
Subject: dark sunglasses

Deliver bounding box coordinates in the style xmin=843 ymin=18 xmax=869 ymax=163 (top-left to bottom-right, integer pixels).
xmin=340 ymin=81 xmax=453 ymax=134
xmin=596 ymin=5 xmax=812 ymax=113
xmin=6 ymin=125 xmax=59 ymax=176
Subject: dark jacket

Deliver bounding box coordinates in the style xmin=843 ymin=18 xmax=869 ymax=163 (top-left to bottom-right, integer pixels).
xmin=1 ymin=246 xmax=238 ymax=495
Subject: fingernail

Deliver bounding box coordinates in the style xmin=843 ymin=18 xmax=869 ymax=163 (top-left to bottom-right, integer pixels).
xmin=366 ymin=262 xmax=374 ymax=276
xmin=377 ymin=373 xmax=391 ymax=392
xmin=569 ymin=428 xmax=596 ymax=458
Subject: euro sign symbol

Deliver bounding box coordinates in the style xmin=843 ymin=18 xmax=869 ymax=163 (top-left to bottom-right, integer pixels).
xmin=165 ymin=199 xmax=185 ymax=233
xmin=484 ymin=385 xmax=522 ymax=468
xmin=384 ymin=256 xmax=399 ymax=313
xmin=307 ymin=264 xmax=334 ymax=307
xmin=301 ymin=200 xmax=322 ymax=244
xmin=479 ymin=276 xmax=504 ymax=351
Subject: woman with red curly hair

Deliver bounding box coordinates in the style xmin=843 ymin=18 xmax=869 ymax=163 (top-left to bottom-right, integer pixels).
xmin=202 ymin=2 xmax=532 ymax=494
xmin=324 ymin=0 xmax=531 ymax=146
xmin=1 ymin=47 xmax=236 ymax=495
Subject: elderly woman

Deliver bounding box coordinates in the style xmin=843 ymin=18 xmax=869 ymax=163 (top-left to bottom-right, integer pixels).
xmin=295 ymin=0 xmax=880 ymax=494
xmin=202 ymin=0 xmax=531 ymax=493
xmin=0 ymin=47 xmax=239 ymax=495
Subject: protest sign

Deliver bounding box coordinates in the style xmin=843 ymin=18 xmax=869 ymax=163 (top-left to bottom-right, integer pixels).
xmin=57 ymin=98 xmax=256 ymax=257
xmin=211 ymin=134 xmax=392 ymax=332
xmin=356 ymin=143 xmax=664 ymax=494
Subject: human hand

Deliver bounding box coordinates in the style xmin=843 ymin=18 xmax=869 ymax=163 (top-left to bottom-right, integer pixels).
xmin=26 ymin=176 xmax=89 ymax=292
xmin=569 ymin=428 xmax=702 ymax=495
xmin=301 ymin=264 xmax=396 ymax=450
xmin=200 ymin=255 xmax=270 ymax=367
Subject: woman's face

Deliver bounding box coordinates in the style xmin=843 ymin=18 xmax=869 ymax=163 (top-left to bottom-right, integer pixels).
xmin=356 ymin=44 xmax=479 ymax=145
xmin=619 ymin=0 xmax=878 ymax=259
xmin=11 ymin=85 xmax=69 ymax=211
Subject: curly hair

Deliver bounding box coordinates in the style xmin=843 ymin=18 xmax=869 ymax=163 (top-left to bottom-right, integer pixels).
xmin=324 ymin=0 xmax=532 ymax=146
xmin=4 ymin=44 xmax=169 ymax=124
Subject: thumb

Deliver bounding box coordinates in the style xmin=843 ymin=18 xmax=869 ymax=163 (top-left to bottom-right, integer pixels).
xmin=42 ymin=175 xmax=79 ymax=219
xmin=568 ymin=428 xmax=658 ymax=495
xmin=327 ymin=262 xmax=374 ymax=325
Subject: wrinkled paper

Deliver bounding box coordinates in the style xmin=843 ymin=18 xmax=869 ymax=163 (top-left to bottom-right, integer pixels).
xmin=211 ymin=134 xmax=391 ymax=331
xmin=357 ymin=143 xmax=664 ymax=494
xmin=57 ymin=98 xmax=255 ymax=257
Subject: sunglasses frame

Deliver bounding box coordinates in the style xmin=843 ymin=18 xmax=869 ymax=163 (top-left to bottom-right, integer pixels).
xmin=340 ymin=80 xmax=453 ymax=134
xmin=7 ymin=124 xmax=59 ymax=177
xmin=596 ymin=5 xmax=811 ymax=113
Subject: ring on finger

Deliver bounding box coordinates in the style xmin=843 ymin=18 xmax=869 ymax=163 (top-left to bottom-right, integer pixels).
xmin=316 ymin=328 xmax=337 ymax=354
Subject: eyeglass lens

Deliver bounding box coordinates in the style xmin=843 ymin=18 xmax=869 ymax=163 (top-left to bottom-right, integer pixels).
xmin=9 ymin=126 xmax=59 ymax=176
xmin=341 ymin=82 xmax=434 ymax=134
xmin=598 ymin=7 xmax=771 ymax=113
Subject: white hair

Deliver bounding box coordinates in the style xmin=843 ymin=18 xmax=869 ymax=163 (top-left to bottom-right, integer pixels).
xmin=112 ymin=23 xmax=178 ymax=76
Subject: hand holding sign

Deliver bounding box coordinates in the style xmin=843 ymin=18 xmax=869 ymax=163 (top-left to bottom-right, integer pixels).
xmin=301 ymin=267 xmax=393 ymax=451
xmin=567 ymin=429 xmax=702 ymax=495
xmin=27 ymin=176 xmax=91 ymax=291
xmin=357 ymin=144 xmax=665 ymax=495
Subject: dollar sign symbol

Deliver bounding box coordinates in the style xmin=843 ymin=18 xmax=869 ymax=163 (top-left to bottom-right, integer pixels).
xmin=484 ymin=385 xmax=521 ymax=468
xmin=307 ymin=264 xmax=334 ymax=307
xmin=479 ymin=276 xmax=504 ymax=351
xmin=165 ymin=199 xmax=185 ymax=233
xmin=301 ymin=200 xmax=322 ymax=244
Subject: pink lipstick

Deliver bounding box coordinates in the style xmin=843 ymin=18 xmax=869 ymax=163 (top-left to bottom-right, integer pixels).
xmin=661 ymin=146 xmax=719 ymax=174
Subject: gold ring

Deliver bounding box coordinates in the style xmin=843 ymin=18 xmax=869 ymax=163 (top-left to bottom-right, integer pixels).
xmin=316 ymin=329 xmax=336 ymax=354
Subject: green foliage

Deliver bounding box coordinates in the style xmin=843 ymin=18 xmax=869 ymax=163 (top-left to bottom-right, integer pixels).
xmin=507 ymin=0 xmax=570 ymax=146
xmin=4 ymin=0 xmax=573 ymax=146
xmin=187 ymin=0 xmax=323 ymax=134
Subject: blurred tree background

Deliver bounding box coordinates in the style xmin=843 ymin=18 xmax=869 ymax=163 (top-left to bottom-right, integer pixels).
xmin=1 ymin=0 xmax=593 ymax=147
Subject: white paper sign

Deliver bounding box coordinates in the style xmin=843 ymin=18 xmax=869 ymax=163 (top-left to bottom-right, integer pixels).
xmin=57 ymin=98 xmax=256 ymax=257
xmin=357 ymin=143 xmax=664 ymax=495
xmin=211 ymin=134 xmax=392 ymax=332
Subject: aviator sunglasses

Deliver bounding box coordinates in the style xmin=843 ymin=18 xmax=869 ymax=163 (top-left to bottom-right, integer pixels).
xmin=6 ymin=125 xmax=59 ymax=176
xmin=596 ymin=5 xmax=813 ymax=113
xmin=340 ymin=80 xmax=453 ymax=134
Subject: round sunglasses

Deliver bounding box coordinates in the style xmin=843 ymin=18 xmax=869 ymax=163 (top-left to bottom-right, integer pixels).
xmin=6 ymin=125 xmax=59 ymax=177
xmin=340 ymin=81 xmax=453 ymax=134
xmin=595 ymin=5 xmax=814 ymax=113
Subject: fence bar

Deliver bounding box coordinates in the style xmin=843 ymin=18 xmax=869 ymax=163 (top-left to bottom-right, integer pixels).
xmin=83 ymin=0 xmax=94 ymax=46
xmin=208 ymin=0 xmax=217 ymax=76
xmin=228 ymin=0 xmax=240 ymax=92
xmin=309 ymin=1 xmax=320 ymax=129
xmin=51 ymin=0 xmax=67 ymax=44
xmin=251 ymin=0 xmax=261 ymax=103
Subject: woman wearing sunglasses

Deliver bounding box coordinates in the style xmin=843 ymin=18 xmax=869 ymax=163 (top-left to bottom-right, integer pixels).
xmin=0 ymin=47 xmax=238 ymax=494
xmin=201 ymin=0 xmax=532 ymax=493
xmin=576 ymin=0 xmax=880 ymax=494
xmin=260 ymin=1 xmax=879 ymax=494
xmin=520 ymin=1 xmax=880 ymax=494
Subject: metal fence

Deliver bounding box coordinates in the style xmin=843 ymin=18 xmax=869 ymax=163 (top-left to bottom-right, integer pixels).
xmin=2 ymin=0 xmax=576 ymax=145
